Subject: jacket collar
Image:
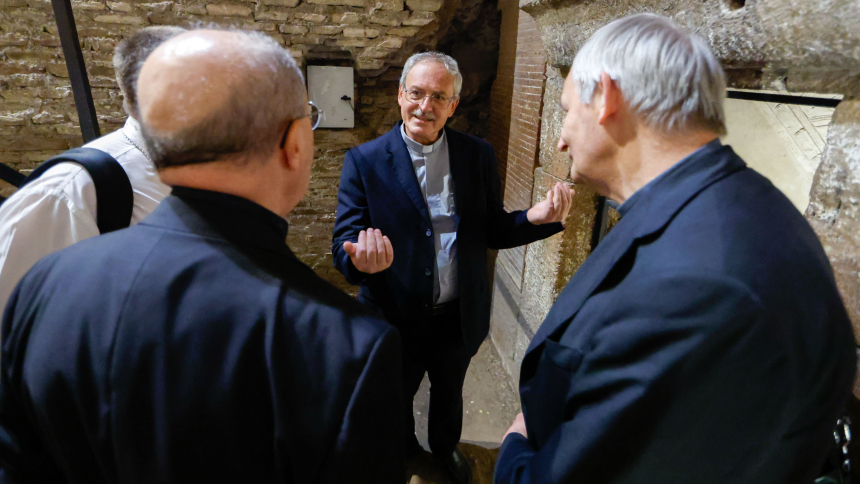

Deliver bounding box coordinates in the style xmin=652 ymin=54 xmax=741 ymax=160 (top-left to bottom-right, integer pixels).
xmin=140 ymin=186 xmax=302 ymax=265
xmin=525 ymin=143 xmax=748 ymax=355
xmin=385 ymin=122 xmax=435 ymax=223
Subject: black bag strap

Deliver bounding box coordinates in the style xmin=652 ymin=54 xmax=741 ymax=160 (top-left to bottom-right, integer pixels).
xmin=21 ymin=147 xmax=133 ymax=234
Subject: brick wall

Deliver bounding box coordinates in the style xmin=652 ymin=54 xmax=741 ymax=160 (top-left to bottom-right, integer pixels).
xmin=494 ymin=7 xmax=545 ymax=290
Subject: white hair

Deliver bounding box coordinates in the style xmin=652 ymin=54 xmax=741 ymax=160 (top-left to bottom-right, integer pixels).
xmin=400 ymin=52 xmax=463 ymax=98
xmin=572 ymin=13 xmax=727 ymax=135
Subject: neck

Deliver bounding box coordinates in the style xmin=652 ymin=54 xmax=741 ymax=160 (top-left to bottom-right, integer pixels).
xmin=607 ymin=128 xmax=719 ymax=204
xmin=159 ymin=160 xmax=293 ymax=218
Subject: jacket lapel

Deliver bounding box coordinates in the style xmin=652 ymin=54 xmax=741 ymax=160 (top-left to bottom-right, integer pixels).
xmin=386 ymin=124 xmax=431 ymax=224
xmin=523 ymin=144 xmax=748 ymax=361
xmin=445 ymin=128 xmax=470 ymax=226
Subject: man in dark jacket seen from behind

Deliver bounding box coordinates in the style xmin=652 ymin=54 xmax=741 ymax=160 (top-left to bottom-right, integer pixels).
xmin=0 ymin=28 xmax=403 ymax=484
xmin=496 ymin=13 xmax=857 ymax=484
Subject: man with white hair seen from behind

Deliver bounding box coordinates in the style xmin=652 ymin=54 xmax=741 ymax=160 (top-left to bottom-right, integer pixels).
xmin=0 ymin=26 xmax=183 ymax=310
xmin=0 ymin=28 xmax=403 ymax=483
xmin=496 ymin=13 xmax=855 ymax=484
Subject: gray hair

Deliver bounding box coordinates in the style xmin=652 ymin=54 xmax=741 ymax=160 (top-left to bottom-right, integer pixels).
xmin=113 ymin=26 xmax=186 ymax=119
xmin=400 ymin=51 xmax=463 ymax=98
xmin=572 ymin=13 xmax=727 ymax=135
xmin=142 ymin=29 xmax=306 ymax=168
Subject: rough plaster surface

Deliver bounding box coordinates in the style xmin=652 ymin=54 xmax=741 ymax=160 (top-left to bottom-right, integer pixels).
xmin=806 ymin=99 xmax=860 ymax=344
xmin=520 ymin=168 xmax=581 ymax=332
xmin=520 ymin=0 xmax=860 ymax=96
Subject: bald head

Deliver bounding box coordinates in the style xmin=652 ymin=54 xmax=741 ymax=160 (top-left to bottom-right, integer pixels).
xmin=137 ymin=29 xmax=306 ymax=168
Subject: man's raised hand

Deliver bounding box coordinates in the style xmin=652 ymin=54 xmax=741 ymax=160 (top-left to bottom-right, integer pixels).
xmin=343 ymin=228 xmax=394 ymax=274
xmin=526 ymin=182 xmax=575 ymax=226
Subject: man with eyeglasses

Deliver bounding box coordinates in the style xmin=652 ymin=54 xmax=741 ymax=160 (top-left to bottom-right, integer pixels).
xmin=0 ymin=29 xmax=403 ymax=483
xmin=333 ymin=51 xmax=574 ymax=484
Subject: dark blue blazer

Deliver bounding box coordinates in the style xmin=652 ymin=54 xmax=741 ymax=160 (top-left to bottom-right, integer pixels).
xmin=332 ymin=124 xmax=562 ymax=354
xmin=495 ymin=144 xmax=856 ymax=483
xmin=0 ymin=187 xmax=403 ymax=484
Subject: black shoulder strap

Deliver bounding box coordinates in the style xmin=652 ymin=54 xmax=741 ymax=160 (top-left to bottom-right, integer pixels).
xmin=21 ymin=147 xmax=133 ymax=234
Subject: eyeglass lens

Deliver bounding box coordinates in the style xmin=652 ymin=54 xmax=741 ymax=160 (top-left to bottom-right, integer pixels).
xmin=308 ymin=101 xmax=322 ymax=130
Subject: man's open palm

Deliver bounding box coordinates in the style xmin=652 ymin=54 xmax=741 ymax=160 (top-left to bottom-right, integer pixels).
xmin=344 ymin=228 xmax=394 ymax=274
xmin=527 ymin=182 xmax=575 ymax=225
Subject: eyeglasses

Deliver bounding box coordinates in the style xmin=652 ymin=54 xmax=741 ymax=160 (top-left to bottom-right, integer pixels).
xmin=401 ymin=87 xmax=455 ymax=108
xmin=279 ymin=101 xmax=323 ymax=149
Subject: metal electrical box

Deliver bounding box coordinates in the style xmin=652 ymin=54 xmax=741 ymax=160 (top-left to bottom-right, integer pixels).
xmin=307 ymin=66 xmax=354 ymax=129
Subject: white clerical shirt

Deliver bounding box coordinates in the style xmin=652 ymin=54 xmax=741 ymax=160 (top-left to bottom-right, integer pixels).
xmin=400 ymin=124 xmax=459 ymax=305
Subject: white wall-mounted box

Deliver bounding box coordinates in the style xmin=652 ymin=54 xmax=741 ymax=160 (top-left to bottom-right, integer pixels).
xmin=307 ymin=65 xmax=354 ymax=129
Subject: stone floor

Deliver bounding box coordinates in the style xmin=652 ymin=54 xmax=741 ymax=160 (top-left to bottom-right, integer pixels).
xmin=407 ymin=339 xmax=521 ymax=483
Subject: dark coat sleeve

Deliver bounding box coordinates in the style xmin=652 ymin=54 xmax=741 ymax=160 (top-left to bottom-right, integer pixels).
xmin=317 ymin=324 xmax=403 ymax=483
xmin=0 ymin=277 xmax=66 ymax=483
xmin=495 ymin=274 xmax=774 ymax=484
xmin=332 ymin=149 xmax=372 ymax=286
xmin=479 ymin=143 xmax=563 ymax=250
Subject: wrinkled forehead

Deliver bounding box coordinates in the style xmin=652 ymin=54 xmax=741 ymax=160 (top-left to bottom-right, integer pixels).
xmin=404 ymin=60 xmax=455 ymax=95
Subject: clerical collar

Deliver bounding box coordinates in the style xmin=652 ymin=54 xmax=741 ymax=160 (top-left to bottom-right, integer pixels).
xmin=170 ymin=186 xmax=290 ymax=240
xmin=400 ymin=122 xmax=445 ymax=154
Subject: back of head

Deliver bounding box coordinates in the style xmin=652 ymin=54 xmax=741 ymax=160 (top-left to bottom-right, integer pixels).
xmin=136 ymin=28 xmax=306 ymax=168
xmin=572 ymin=13 xmax=727 ymax=135
xmin=114 ymin=26 xmax=186 ymax=119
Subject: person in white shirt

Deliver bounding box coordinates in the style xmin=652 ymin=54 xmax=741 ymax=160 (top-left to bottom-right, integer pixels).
xmin=0 ymin=26 xmax=185 ymax=310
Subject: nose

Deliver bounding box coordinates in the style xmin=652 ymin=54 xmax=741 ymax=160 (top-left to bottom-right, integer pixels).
xmin=557 ymin=137 xmax=568 ymax=152
xmin=418 ymin=96 xmax=433 ymax=112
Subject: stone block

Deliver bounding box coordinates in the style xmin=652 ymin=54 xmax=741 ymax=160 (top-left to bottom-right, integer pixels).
xmin=31 ymin=111 xmax=65 ymax=124
xmin=138 ymin=2 xmax=172 ymax=13
xmin=306 ymin=0 xmax=366 ymax=5
xmin=6 ymin=138 xmax=69 ymax=151
xmin=402 ymin=11 xmax=434 ymax=25
xmin=255 ymin=8 xmax=291 ymax=21
xmin=332 ymin=11 xmax=360 ymax=23
xmin=311 ymin=25 xmax=344 ymax=35
xmin=94 ymin=14 xmax=145 ymax=24
xmin=279 ymin=24 xmax=309 ymax=34
xmin=538 ymin=73 xmax=569 ymax=180
xmin=205 ymin=4 xmax=252 ymax=16
xmin=405 ymin=0 xmax=441 ymax=12
xmin=293 ymin=12 xmax=326 ymax=22
xmin=335 ymin=38 xmax=370 ymax=47
xmin=343 ymin=27 xmax=379 ymax=38
xmin=362 ymin=48 xmax=390 ymax=59
xmin=387 ymin=26 xmax=419 ymax=36
xmin=0 ymin=0 xmax=28 ymax=7
xmin=107 ymin=2 xmax=132 ymax=12
xmin=290 ymin=34 xmax=322 ymax=44
xmin=0 ymin=110 xmax=33 ymax=126
xmin=379 ymin=35 xmax=403 ymax=49
xmin=370 ymin=0 xmax=402 ymax=10
xmin=46 ymin=63 xmax=70 ymax=78
xmin=72 ymin=0 xmax=106 ymax=11
xmin=520 ymin=167 xmax=593 ymax=332
xmin=261 ymin=0 xmax=299 ymax=6
xmin=173 ymin=4 xmax=207 ymax=14
xmin=356 ymin=58 xmax=385 ymax=70
xmin=369 ymin=10 xmax=407 ymax=26
xmin=806 ymin=99 xmax=860 ymax=344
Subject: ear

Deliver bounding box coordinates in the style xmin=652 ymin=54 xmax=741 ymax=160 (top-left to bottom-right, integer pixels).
xmin=597 ymin=72 xmax=620 ymax=126
xmin=279 ymin=120 xmax=308 ymax=171
xmin=448 ymin=97 xmax=460 ymax=117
